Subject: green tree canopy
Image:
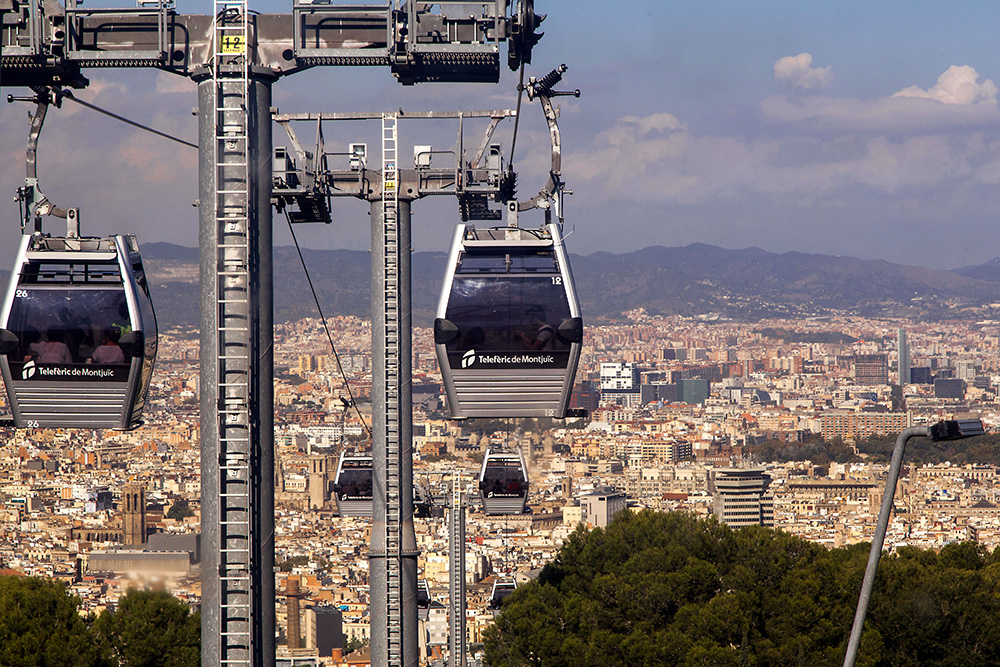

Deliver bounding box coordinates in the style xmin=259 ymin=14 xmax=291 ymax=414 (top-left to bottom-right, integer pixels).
xmin=484 ymin=511 xmax=1000 ymax=667
xmin=485 ymin=510 xmax=860 ymax=666
xmin=92 ymin=589 xmax=200 ymax=667
xmin=166 ymin=501 xmax=194 ymax=521
xmin=753 ymin=432 xmax=1000 ymax=467
xmin=0 ymin=575 xmax=102 ymax=667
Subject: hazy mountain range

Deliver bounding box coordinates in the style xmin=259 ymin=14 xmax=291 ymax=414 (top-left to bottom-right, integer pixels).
xmin=11 ymin=242 xmax=1000 ymax=329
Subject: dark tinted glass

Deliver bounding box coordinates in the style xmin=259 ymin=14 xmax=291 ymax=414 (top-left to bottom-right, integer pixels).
xmin=481 ymin=459 xmax=526 ymax=494
xmin=5 ymin=286 xmax=133 ymax=366
xmin=444 ymin=276 xmax=571 ymax=353
xmin=336 ymin=468 xmax=373 ymax=498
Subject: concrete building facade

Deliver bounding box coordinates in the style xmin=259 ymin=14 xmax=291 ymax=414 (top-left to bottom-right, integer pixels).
xmin=713 ymin=468 xmax=774 ymax=527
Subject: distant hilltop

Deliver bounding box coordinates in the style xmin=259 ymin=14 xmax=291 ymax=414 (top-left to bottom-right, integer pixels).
xmin=56 ymin=241 xmax=1000 ymax=328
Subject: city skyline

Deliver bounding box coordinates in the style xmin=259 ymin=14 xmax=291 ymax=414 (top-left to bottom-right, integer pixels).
xmin=2 ymin=2 xmax=1000 ymax=268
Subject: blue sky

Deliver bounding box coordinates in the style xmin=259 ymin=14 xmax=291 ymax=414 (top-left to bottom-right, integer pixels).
xmin=3 ymin=1 xmax=1000 ymax=268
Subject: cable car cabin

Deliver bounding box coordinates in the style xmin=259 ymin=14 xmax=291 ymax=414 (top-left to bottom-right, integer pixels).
xmin=489 ymin=579 xmax=517 ymax=610
xmin=417 ymin=579 xmax=431 ymax=608
xmin=333 ymin=452 xmax=374 ymax=518
xmin=434 ymin=223 xmax=582 ymax=419
xmin=0 ymin=233 xmax=157 ymax=430
xmin=478 ymin=449 xmax=528 ymax=515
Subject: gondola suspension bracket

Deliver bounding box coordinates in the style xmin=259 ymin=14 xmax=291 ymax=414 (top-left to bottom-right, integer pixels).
xmin=10 ymin=87 xmax=75 ymax=234
xmin=512 ymin=64 xmax=581 ymax=228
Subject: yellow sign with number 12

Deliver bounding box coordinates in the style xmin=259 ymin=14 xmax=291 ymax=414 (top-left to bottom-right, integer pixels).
xmin=221 ymin=35 xmax=245 ymax=54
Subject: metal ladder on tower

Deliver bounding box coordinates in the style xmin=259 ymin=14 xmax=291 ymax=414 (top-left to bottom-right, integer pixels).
xmin=382 ymin=112 xmax=403 ymax=667
xmin=448 ymin=471 xmax=467 ymax=667
xmin=213 ymin=0 xmax=253 ymax=665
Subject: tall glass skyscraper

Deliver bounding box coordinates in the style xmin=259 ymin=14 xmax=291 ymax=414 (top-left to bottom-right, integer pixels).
xmin=897 ymin=328 xmax=910 ymax=385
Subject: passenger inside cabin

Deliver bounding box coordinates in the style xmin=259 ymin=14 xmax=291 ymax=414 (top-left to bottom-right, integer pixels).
xmin=516 ymin=306 xmax=555 ymax=351
xmin=15 ymin=326 xmax=40 ymax=360
xmin=91 ymin=328 xmax=126 ymax=364
xmin=30 ymin=328 xmax=72 ymax=364
xmin=111 ymin=300 xmax=132 ymax=337
xmin=56 ymin=305 xmax=93 ymax=360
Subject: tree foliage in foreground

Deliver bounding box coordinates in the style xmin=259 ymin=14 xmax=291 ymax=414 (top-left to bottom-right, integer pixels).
xmin=0 ymin=576 xmax=102 ymax=667
xmin=92 ymin=589 xmax=200 ymax=667
xmin=0 ymin=577 xmax=199 ymax=667
xmin=483 ymin=510 xmax=1000 ymax=667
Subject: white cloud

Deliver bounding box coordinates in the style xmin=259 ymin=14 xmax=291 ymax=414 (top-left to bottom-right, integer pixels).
xmin=774 ymin=53 xmax=833 ymax=90
xmin=894 ymin=65 xmax=998 ymax=105
xmin=761 ymin=93 xmax=1000 ymax=132
xmin=568 ymin=108 xmax=999 ymax=206
xmin=155 ymin=71 xmax=197 ymax=95
xmin=762 ymin=66 xmax=1000 ymax=132
xmin=569 ymin=114 xmax=776 ymax=203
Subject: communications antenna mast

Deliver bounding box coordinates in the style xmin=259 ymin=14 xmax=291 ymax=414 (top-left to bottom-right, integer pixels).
xmin=1 ymin=1 xmax=546 ymax=665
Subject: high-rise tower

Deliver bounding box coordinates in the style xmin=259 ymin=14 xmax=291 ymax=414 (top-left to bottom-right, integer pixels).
xmin=897 ymin=329 xmax=910 ymax=385
xmin=713 ymin=469 xmax=774 ymax=527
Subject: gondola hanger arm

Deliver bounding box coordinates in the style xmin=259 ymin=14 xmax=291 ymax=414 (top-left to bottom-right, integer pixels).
xmin=10 ymin=87 xmax=73 ymax=233
xmin=513 ymin=64 xmax=580 ymax=227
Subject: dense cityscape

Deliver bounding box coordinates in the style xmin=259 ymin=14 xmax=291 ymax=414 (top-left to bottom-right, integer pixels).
xmin=1 ymin=310 xmax=997 ymax=665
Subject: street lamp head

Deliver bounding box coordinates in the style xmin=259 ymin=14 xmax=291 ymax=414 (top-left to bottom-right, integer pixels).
xmin=930 ymin=419 xmax=985 ymax=442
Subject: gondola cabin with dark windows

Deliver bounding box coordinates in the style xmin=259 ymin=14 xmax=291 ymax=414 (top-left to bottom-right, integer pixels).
xmin=434 ymin=223 xmax=582 ymax=419
xmin=478 ymin=448 xmax=528 ymax=515
xmin=0 ymin=233 xmax=157 ymax=430
xmin=417 ymin=579 xmax=431 ymax=608
xmin=489 ymin=578 xmax=517 ymax=610
xmin=333 ymin=452 xmax=374 ymax=518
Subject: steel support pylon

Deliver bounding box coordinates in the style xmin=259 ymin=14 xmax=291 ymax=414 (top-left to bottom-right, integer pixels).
xmin=198 ymin=1 xmax=275 ymax=664
xmin=370 ymin=112 xmax=419 ymax=667
xmin=448 ymin=473 xmax=467 ymax=667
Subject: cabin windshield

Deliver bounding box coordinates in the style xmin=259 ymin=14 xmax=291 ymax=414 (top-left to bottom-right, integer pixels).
xmin=491 ymin=583 xmax=516 ymax=608
xmin=444 ymin=275 xmax=571 ymax=355
xmin=5 ymin=286 xmax=134 ymax=372
xmin=481 ymin=460 xmax=526 ymax=495
xmin=336 ymin=467 xmax=373 ymax=499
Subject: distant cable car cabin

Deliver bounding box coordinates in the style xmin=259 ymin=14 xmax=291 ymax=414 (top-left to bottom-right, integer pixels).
xmin=333 ymin=452 xmax=374 ymax=517
xmin=489 ymin=578 xmax=517 ymax=610
xmin=0 ymin=233 xmax=157 ymax=430
xmin=434 ymin=223 xmax=582 ymax=419
xmin=417 ymin=579 xmax=431 ymax=608
xmin=478 ymin=448 xmax=528 ymax=515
